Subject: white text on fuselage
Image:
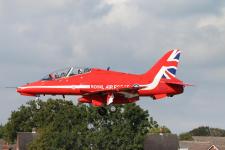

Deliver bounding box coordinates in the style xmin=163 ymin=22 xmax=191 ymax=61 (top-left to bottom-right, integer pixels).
xmin=90 ymin=85 xmax=130 ymax=90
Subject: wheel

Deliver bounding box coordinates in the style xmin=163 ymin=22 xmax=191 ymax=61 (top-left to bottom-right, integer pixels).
xmin=109 ymin=105 xmax=116 ymax=112
xmin=98 ymin=107 xmax=107 ymax=116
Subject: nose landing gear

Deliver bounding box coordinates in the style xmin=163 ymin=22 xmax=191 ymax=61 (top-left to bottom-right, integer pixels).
xmin=35 ymin=95 xmax=41 ymax=110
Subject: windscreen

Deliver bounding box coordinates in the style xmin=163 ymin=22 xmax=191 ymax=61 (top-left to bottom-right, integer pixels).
xmin=41 ymin=67 xmax=91 ymax=80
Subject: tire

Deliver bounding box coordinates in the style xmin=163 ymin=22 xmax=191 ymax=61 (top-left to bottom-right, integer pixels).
xmin=98 ymin=107 xmax=107 ymax=116
xmin=110 ymin=105 xmax=116 ymax=112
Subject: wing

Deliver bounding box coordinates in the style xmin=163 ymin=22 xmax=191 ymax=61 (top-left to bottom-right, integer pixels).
xmin=80 ymin=85 xmax=145 ymax=96
xmin=79 ymin=85 xmax=146 ymax=106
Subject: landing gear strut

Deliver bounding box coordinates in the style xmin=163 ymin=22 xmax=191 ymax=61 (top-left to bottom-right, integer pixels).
xmin=35 ymin=95 xmax=41 ymax=110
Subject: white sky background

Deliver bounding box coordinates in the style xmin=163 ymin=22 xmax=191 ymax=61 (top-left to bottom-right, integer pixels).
xmin=0 ymin=0 xmax=225 ymax=133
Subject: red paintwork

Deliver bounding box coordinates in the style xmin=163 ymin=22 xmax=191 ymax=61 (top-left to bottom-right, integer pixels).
xmin=17 ymin=49 xmax=189 ymax=106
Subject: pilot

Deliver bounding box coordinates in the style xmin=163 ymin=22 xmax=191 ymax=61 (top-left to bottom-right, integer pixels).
xmin=78 ymin=69 xmax=82 ymax=74
xmin=49 ymin=73 xmax=55 ymax=80
xmin=55 ymin=73 xmax=59 ymax=78
xmin=61 ymin=72 xmax=66 ymax=77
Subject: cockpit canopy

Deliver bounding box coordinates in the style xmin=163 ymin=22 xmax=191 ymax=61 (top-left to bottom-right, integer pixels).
xmin=42 ymin=67 xmax=92 ymax=80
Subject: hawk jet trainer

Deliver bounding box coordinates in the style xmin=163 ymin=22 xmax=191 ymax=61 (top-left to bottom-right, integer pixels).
xmin=17 ymin=49 xmax=190 ymax=115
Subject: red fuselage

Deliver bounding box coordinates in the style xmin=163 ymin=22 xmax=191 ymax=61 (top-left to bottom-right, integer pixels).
xmin=17 ymin=49 xmax=187 ymax=106
xmin=17 ymin=68 xmax=183 ymax=95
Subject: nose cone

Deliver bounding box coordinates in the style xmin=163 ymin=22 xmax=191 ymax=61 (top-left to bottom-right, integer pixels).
xmin=17 ymin=85 xmax=36 ymax=96
xmin=17 ymin=87 xmax=22 ymax=93
xmin=17 ymin=86 xmax=26 ymax=95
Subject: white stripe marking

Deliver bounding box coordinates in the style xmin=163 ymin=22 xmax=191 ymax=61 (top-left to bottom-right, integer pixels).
xmin=142 ymin=50 xmax=180 ymax=90
xmin=142 ymin=66 xmax=167 ymax=90
xmin=19 ymin=85 xmax=90 ymax=89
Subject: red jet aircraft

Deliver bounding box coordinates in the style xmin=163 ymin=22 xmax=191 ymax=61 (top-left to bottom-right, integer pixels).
xmin=17 ymin=49 xmax=189 ymax=115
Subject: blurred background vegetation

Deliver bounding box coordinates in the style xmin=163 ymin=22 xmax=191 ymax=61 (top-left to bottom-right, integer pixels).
xmin=1 ymin=98 xmax=224 ymax=149
xmin=0 ymin=99 xmax=165 ymax=149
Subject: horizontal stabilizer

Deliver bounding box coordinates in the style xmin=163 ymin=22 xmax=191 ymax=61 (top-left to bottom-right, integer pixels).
xmin=164 ymin=81 xmax=193 ymax=87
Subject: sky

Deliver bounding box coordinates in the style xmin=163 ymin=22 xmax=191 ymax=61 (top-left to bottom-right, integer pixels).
xmin=0 ymin=0 xmax=225 ymax=133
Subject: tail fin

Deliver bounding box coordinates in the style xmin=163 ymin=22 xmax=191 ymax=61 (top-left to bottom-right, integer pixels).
xmin=142 ymin=49 xmax=181 ymax=81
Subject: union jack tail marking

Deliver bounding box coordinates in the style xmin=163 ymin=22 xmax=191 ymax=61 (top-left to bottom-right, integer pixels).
xmin=162 ymin=49 xmax=180 ymax=79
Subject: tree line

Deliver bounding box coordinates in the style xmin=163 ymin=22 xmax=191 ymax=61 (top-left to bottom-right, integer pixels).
xmin=0 ymin=99 xmax=168 ymax=149
xmin=179 ymin=126 xmax=225 ymax=141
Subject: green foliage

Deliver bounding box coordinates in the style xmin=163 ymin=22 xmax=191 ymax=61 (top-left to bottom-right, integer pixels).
xmin=189 ymin=126 xmax=225 ymax=137
xmin=149 ymin=125 xmax=171 ymax=134
xmin=179 ymin=132 xmax=193 ymax=141
xmin=189 ymin=126 xmax=210 ymax=136
xmin=4 ymin=104 xmax=35 ymax=143
xmin=209 ymin=128 xmax=225 ymax=137
xmin=0 ymin=124 xmax=4 ymax=138
xmin=180 ymin=126 xmax=225 ymax=140
xmin=3 ymin=99 xmax=158 ymax=149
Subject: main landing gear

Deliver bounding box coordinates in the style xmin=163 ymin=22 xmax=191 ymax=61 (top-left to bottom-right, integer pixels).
xmin=98 ymin=107 xmax=107 ymax=116
xmin=109 ymin=105 xmax=116 ymax=112
xmin=97 ymin=105 xmax=117 ymax=116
